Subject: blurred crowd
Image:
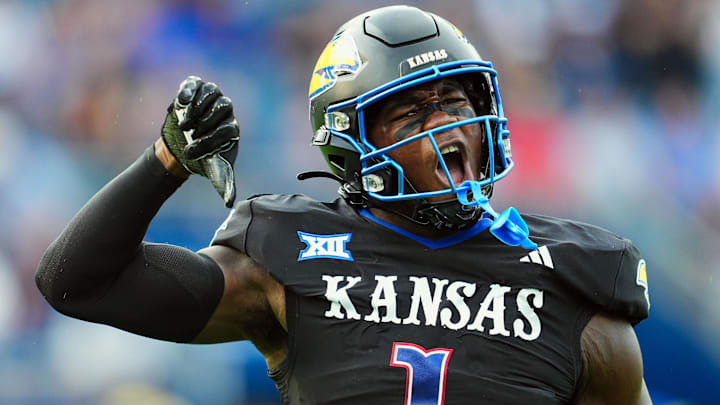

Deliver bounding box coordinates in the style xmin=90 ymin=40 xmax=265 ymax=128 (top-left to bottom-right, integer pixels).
xmin=0 ymin=0 xmax=718 ymax=403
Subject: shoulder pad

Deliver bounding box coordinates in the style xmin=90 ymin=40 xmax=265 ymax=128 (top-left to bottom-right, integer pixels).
xmin=211 ymin=194 xmax=323 ymax=252
xmin=210 ymin=194 xmax=352 ymax=283
xmin=524 ymin=214 xmax=650 ymax=325
xmin=209 ymin=196 xmax=256 ymax=254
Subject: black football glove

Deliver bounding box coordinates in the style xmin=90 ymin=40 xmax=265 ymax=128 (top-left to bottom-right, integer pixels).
xmin=162 ymin=75 xmax=240 ymax=207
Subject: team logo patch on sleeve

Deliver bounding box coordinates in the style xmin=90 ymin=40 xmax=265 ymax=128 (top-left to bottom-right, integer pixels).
xmin=308 ymin=32 xmax=363 ymax=101
xmin=636 ymin=259 xmax=650 ymax=308
xmin=298 ymin=231 xmax=354 ymax=261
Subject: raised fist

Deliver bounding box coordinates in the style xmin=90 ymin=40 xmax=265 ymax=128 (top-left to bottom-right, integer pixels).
xmin=162 ymin=75 xmax=240 ymax=207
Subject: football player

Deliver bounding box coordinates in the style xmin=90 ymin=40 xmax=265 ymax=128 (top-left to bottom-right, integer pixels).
xmin=36 ymin=6 xmax=651 ymax=404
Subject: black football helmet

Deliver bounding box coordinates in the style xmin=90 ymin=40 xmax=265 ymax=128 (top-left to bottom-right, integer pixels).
xmin=305 ymin=6 xmax=535 ymax=249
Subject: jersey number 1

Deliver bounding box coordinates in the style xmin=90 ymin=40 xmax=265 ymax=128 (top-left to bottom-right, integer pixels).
xmin=389 ymin=342 xmax=453 ymax=405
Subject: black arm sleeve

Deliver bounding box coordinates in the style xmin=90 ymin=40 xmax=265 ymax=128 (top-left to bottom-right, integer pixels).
xmin=35 ymin=146 xmax=225 ymax=343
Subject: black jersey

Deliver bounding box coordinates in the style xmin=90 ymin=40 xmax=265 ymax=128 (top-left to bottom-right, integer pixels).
xmin=211 ymin=194 xmax=649 ymax=405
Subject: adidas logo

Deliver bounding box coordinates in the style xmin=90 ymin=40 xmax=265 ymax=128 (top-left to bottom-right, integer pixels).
xmin=520 ymin=246 xmax=554 ymax=269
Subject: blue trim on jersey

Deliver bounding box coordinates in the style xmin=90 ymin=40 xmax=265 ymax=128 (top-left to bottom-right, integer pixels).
xmin=358 ymin=209 xmax=493 ymax=249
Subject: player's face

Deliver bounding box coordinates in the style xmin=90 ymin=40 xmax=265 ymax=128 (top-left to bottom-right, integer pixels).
xmin=366 ymin=77 xmax=484 ymax=201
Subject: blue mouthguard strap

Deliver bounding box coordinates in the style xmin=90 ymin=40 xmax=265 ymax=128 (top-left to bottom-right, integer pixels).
xmin=457 ymin=181 xmax=537 ymax=250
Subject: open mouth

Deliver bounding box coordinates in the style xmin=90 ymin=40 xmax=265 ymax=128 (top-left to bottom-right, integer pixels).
xmin=437 ymin=143 xmax=472 ymax=186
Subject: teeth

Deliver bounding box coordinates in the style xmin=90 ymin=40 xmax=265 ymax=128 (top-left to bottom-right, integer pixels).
xmin=440 ymin=144 xmax=460 ymax=155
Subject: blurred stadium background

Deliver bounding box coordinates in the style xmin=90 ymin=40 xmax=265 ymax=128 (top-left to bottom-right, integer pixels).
xmin=0 ymin=0 xmax=718 ymax=404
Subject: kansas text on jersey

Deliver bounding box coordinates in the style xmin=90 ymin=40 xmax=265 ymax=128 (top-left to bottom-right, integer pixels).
xmin=212 ymin=194 xmax=649 ymax=405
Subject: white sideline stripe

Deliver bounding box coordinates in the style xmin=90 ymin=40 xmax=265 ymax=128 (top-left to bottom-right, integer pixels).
xmin=538 ymin=246 xmax=554 ymax=269
xmin=520 ymin=256 xmax=530 ymax=263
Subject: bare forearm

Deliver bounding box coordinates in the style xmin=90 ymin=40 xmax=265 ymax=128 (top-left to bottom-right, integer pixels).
xmin=155 ymin=138 xmax=190 ymax=179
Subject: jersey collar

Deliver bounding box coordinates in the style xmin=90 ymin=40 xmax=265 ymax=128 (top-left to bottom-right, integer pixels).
xmin=358 ymin=208 xmax=493 ymax=249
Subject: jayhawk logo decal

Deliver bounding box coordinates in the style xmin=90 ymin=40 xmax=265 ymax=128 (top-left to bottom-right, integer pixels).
xmin=450 ymin=23 xmax=469 ymax=43
xmin=309 ymin=32 xmax=363 ymax=100
xmin=636 ymin=259 xmax=650 ymax=309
